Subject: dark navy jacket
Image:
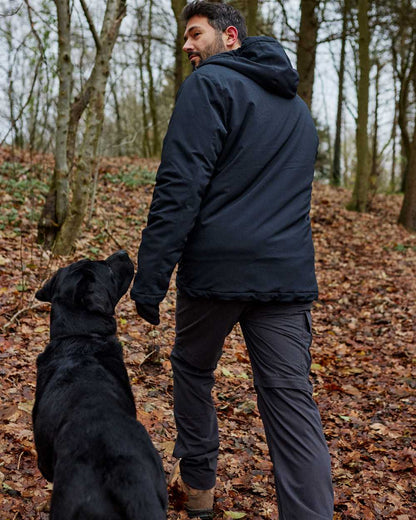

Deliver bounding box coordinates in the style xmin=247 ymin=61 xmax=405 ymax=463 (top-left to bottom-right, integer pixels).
xmin=131 ymin=37 xmax=319 ymax=305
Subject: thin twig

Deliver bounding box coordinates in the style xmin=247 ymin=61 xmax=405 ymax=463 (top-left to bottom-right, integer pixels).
xmin=17 ymin=451 xmax=25 ymax=471
xmin=138 ymin=346 xmax=159 ymax=368
xmin=104 ymin=226 xmax=124 ymax=250
xmin=2 ymin=302 xmax=45 ymax=332
xmin=275 ymin=0 xmax=298 ymax=37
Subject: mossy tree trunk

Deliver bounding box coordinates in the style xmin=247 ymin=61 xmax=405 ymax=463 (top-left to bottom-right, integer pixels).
xmin=38 ymin=0 xmax=127 ymax=255
xmin=37 ymin=0 xmax=72 ymax=249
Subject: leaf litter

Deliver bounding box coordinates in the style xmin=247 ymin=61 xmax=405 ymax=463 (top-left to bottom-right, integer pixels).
xmin=0 ymin=148 xmax=415 ymax=519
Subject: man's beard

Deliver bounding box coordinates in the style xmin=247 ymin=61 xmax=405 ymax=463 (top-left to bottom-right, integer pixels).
xmin=192 ymin=33 xmax=227 ymax=70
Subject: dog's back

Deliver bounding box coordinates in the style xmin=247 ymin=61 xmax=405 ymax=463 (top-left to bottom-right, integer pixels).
xmin=33 ymin=252 xmax=168 ymax=519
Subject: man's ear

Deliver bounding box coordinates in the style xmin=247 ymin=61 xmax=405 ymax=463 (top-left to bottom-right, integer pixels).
xmin=223 ymin=25 xmax=239 ymax=50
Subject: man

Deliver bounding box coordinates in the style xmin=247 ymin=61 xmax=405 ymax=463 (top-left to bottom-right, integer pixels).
xmin=131 ymin=1 xmax=334 ymax=519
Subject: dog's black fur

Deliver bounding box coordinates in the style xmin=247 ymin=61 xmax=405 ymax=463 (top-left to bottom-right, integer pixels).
xmin=33 ymin=251 xmax=168 ymax=519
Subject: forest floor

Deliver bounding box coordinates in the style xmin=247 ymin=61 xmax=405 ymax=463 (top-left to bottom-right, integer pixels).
xmin=0 ymin=147 xmax=415 ymax=520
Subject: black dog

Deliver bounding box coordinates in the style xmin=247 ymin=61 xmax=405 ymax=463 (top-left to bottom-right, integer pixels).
xmin=33 ymin=251 xmax=168 ymax=519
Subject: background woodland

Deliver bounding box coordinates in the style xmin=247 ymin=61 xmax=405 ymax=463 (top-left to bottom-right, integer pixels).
xmin=1 ymin=0 xmax=416 ymax=252
xmin=0 ymin=1 xmax=415 ymax=519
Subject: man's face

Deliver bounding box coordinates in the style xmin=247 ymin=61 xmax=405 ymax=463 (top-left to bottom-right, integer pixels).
xmin=183 ymin=15 xmax=227 ymax=70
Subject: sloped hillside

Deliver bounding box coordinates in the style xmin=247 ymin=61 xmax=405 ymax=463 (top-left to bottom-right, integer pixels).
xmin=1 ymin=148 xmax=415 ymax=519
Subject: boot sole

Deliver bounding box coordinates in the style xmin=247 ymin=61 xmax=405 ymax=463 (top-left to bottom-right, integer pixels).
xmin=186 ymin=508 xmax=214 ymax=519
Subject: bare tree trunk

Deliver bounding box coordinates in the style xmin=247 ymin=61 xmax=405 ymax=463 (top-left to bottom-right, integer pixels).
xmin=396 ymin=55 xmax=412 ymax=193
xmin=398 ymin=121 xmax=416 ymax=231
xmin=146 ymin=0 xmax=160 ymax=157
xmin=390 ymin=75 xmax=398 ymax=192
xmin=171 ymin=0 xmax=189 ymax=96
xmin=110 ymin=79 xmax=123 ymax=155
xmin=54 ymin=91 xmax=104 ymax=254
xmin=29 ymin=84 xmax=41 ymax=152
xmin=296 ymin=0 xmax=319 ymax=110
xmin=370 ymin=59 xmax=382 ymax=195
xmin=348 ymin=0 xmax=370 ymax=212
xmin=246 ymin=0 xmax=258 ymax=35
xmin=5 ymin=22 xmax=16 ymax=144
xmin=137 ymin=35 xmax=151 ymax=157
xmin=391 ymin=0 xmax=416 ymax=193
xmin=331 ymin=0 xmax=349 ymax=187
xmin=37 ymin=0 xmax=72 ymax=248
xmin=48 ymin=0 xmax=127 ymax=255
xmin=398 ymin=51 xmax=416 ymax=230
xmin=66 ymin=70 xmax=96 ymax=169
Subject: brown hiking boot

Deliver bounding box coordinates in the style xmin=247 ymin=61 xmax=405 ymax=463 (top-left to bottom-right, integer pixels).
xmin=168 ymin=460 xmax=215 ymax=519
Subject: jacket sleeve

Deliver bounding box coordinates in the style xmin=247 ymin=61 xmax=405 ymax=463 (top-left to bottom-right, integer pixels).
xmin=130 ymin=72 xmax=228 ymax=304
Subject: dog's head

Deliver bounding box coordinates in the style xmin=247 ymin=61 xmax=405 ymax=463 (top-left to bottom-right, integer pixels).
xmin=36 ymin=251 xmax=134 ymax=316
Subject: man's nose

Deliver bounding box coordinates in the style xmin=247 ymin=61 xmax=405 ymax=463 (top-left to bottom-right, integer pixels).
xmin=183 ymin=39 xmax=193 ymax=53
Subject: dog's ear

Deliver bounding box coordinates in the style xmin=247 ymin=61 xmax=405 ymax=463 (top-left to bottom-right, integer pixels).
xmin=105 ymin=250 xmax=134 ymax=302
xmin=35 ymin=271 xmax=60 ymax=303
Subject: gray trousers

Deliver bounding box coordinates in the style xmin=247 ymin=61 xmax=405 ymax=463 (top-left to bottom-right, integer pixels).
xmin=170 ymin=293 xmax=334 ymax=520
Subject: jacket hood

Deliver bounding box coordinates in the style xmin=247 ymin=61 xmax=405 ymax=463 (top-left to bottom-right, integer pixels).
xmin=199 ymin=36 xmax=299 ymax=99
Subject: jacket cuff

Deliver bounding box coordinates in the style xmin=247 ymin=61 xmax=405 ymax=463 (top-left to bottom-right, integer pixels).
xmin=130 ymin=287 xmax=164 ymax=305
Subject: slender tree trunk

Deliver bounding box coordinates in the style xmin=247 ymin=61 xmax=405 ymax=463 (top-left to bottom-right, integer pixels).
xmin=396 ymin=63 xmax=411 ymax=192
xmin=37 ymin=0 xmax=72 ymax=248
xmin=39 ymin=70 xmax=52 ymax=154
xmin=296 ymin=0 xmax=319 ymax=110
xmin=391 ymin=119 xmax=397 ymax=192
xmin=137 ymin=35 xmax=151 ymax=157
xmin=390 ymin=76 xmax=398 ymax=192
xmin=348 ymin=0 xmax=370 ymax=212
xmin=146 ymin=0 xmax=160 ymax=157
xmin=172 ymin=0 xmax=188 ymax=96
xmin=5 ymin=20 xmax=19 ymax=148
xmin=29 ymin=83 xmax=41 ymax=152
xmin=52 ymin=0 xmax=127 ymax=255
xmin=110 ymin=79 xmax=123 ymax=155
xmin=398 ymin=122 xmax=416 ymax=231
xmin=331 ymin=0 xmax=349 ymax=187
xmin=66 ymin=70 xmax=96 ymax=169
xmin=246 ymin=0 xmax=258 ymax=35
xmin=391 ymin=0 xmax=415 ymax=193
xmin=370 ymin=60 xmax=382 ymax=194
xmin=54 ymin=89 xmax=104 ymax=254
xmin=398 ymin=52 xmax=416 ymax=230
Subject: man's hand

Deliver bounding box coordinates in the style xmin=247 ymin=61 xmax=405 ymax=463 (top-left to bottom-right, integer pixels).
xmin=135 ymin=301 xmax=160 ymax=326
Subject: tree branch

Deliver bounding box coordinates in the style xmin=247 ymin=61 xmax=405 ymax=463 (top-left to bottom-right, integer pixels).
xmin=275 ymin=0 xmax=299 ymax=37
xmin=2 ymin=303 xmax=45 ymax=331
xmin=79 ymin=0 xmax=101 ymax=51
xmin=0 ymin=1 xmax=22 ymax=17
xmin=23 ymin=0 xmax=45 ymax=57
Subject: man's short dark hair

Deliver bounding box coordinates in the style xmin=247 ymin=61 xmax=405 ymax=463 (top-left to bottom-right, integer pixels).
xmin=182 ymin=1 xmax=248 ymax=43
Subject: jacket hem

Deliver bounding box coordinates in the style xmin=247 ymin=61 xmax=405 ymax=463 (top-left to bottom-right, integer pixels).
xmin=177 ymin=285 xmax=318 ymax=303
